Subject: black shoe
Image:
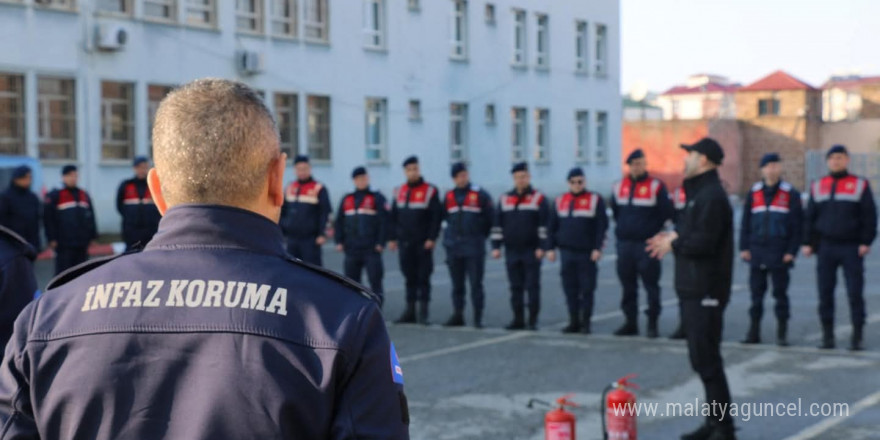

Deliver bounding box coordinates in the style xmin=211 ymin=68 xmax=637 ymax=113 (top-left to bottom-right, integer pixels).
xmin=394 ymin=303 xmax=417 ymax=324
xmin=646 ymin=318 xmax=659 ymax=339
xmin=561 ymin=312 xmax=581 ymax=334
xmin=505 ymin=320 xmax=526 ymax=330
xmin=443 ymin=312 xmax=465 ymax=327
xmin=614 ymin=321 xmax=638 ymax=336
xmin=526 ymin=323 xmax=538 ymax=331
xmin=473 ymin=310 xmax=483 ymax=329
xmin=850 ymin=325 xmax=864 ymax=351
xmin=669 ymin=324 xmax=686 ymax=339
xmin=819 ymin=323 xmax=835 ymax=349
xmin=740 ymin=320 xmax=760 ymax=344
xmin=777 ymin=320 xmax=789 ymax=347
xmin=681 ymin=422 xmax=714 ymax=440
xmin=706 ymin=425 xmax=737 ymax=440
xmin=528 ymin=309 xmax=539 ymax=331
xmin=417 ymin=302 xmax=430 ymax=325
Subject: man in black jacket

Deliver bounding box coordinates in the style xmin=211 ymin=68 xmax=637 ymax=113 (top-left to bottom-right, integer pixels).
xmin=279 ymin=155 xmax=332 ymax=266
xmin=44 ymin=165 xmax=97 ymax=275
xmin=0 ymin=166 xmax=41 ymax=250
xmin=116 ymin=156 xmax=161 ymax=250
xmin=647 ymin=138 xmax=736 ymax=440
xmin=0 ymin=225 xmax=38 ymax=350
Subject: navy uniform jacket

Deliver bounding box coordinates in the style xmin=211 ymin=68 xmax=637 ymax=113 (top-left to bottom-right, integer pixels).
xmin=43 ymin=186 xmax=97 ymax=248
xmin=548 ymin=191 xmax=608 ymax=252
xmin=739 ymin=180 xmax=802 ymax=268
xmin=442 ymin=184 xmax=493 ymax=257
xmin=491 ymin=186 xmax=550 ymax=251
xmin=389 ymin=178 xmax=442 ymax=244
xmin=610 ymin=174 xmax=674 ymax=242
xmin=0 ymin=225 xmax=37 ymax=349
xmin=803 ymin=171 xmax=878 ymax=247
xmin=280 ymin=178 xmax=332 ymax=239
xmin=335 ymin=189 xmax=389 ymax=252
xmin=0 ymin=182 xmax=42 ymax=250
xmin=116 ymin=177 xmax=161 ymax=247
xmin=0 ymin=205 xmax=409 ymax=440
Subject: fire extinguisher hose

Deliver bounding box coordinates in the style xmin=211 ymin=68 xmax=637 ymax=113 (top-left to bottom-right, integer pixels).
xmin=600 ymin=383 xmax=615 ymax=440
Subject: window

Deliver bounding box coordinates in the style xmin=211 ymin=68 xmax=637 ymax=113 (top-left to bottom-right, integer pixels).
xmin=535 ymin=14 xmax=549 ymax=69
xmin=595 ymin=111 xmax=608 ymax=163
xmin=575 ymin=111 xmax=589 ymax=163
xmin=450 ymin=0 xmax=468 ymax=60
xmin=484 ymin=3 xmax=495 ymax=24
xmin=304 ymin=0 xmax=329 ymax=42
xmin=510 ymin=107 xmax=526 ymax=162
xmin=236 ymin=0 xmax=263 ymax=33
xmin=186 ymin=0 xmax=216 ymax=27
xmin=575 ymin=21 xmax=588 ymax=73
xmin=33 ymin=0 xmax=76 ymax=11
xmin=758 ymin=99 xmax=780 ymax=116
xmin=408 ymin=0 xmax=419 ymax=11
xmin=307 ymin=95 xmax=330 ymax=161
xmin=512 ymin=9 xmax=526 ymax=67
xmin=144 ymin=0 xmax=176 ymax=21
xmin=409 ymin=100 xmax=421 ymax=121
xmin=275 ymin=93 xmax=299 ymax=160
xmin=38 ymin=77 xmax=77 ymax=160
xmin=534 ymin=109 xmax=549 ymax=162
xmin=101 ymin=81 xmax=134 ymax=161
xmin=449 ymin=103 xmax=467 ymax=162
xmin=365 ymin=98 xmax=387 ymax=163
xmin=0 ymin=74 xmax=25 ymax=156
xmin=363 ymin=0 xmax=385 ymax=49
xmin=270 ymin=0 xmax=297 ymax=37
xmin=147 ymin=85 xmax=174 ymax=157
xmin=595 ymin=24 xmax=607 ymax=76
xmin=97 ymin=0 xmax=132 ymax=15
xmin=485 ymin=104 xmax=495 ymax=125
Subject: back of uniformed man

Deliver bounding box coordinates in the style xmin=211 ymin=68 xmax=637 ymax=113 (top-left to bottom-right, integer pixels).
xmin=0 ymin=225 xmax=38 ymax=350
xmin=0 ymin=79 xmax=409 ymax=439
xmin=0 ymin=166 xmax=42 ymax=251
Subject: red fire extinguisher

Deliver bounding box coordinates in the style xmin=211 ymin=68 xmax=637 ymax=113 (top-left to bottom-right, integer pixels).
xmin=602 ymin=374 xmax=639 ymax=440
xmin=528 ymin=395 xmax=579 ymax=440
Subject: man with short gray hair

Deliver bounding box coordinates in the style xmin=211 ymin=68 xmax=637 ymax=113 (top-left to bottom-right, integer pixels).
xmin=0 ymin=79 xmax=410 ymax=439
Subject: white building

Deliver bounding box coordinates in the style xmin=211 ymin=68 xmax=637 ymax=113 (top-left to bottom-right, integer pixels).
xmin=0 ymin=0 xmax=621 ymax=234
xmin=821 ymin=75 xmax=880 ymax=122
xmin=656 ymin=74 xmax=739 ymax=120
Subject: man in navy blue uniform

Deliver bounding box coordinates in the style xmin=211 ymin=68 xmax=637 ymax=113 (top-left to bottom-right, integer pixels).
xmin=739 ymin=153 xmax=802 ymax=346
xmin=389 ymin=156 xmax=442 ymax=324
xmin=547 ymin=168 xmax=608 ymax=334
xmin=610 ymin=149 xmax=674 ymax=338
xmin=491 ymin=162 xmax=550 ymax=330
xmin=442 ymin=162 xmax=493 ymax=328
xmin=116 ymin=156 xmax=162 ymax=251
xmin=336 ymin=166 xmax=389 ymax=305
xmin=802 ymin=144 xmax=877 ymax=351
xmin=0 ymin=79 xmax=409 ymax=439
xmin=44 ymin=165 xmax=97 ymax=275
xmin=280 ymin=155 xmax=332 ymax=266
xmin=0 ymin=166 xmax=42 ymax=251
xmin=0 ymin=225 xmax=38 ymax=350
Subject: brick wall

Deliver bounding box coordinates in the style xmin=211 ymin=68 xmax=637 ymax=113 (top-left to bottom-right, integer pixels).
xmin=861 ymin=84 xmax=880 ymax=119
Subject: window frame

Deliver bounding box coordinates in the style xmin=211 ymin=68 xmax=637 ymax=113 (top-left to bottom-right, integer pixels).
xmin=100 ymin=81 xmax=135 ymax=162
xmin=449 ymin=0 xmax=468 ymax=61
xmin=0 ymin=74 xmax=26 ymax=156
xmin=535 ymin=13 xmax=549 ymax=70
xmin=511 ymin=8 xmax=527 ymax=68
xmin=534 ymin=108 xmax=550 ymax=163
xmin=449 ymin=103 xmax=468 ymax=162
xmin=575 ymin=110 xmax=589 ymax=163
xmin=409 ymin=99 xmax=421 ymax=121
xmin=37 ymin=76 xmax=77 ymax=161
xmin=363 ymin=0 xmax=386 ymax=50
xmin=274 ymin=92 xmax=299 ymax=161
xmin=304 ymin=0 xmax=330 ymax=43
xmin=595 ymin=23 xmax=608 ymax=77
xmin=306 ymin=95 xmax=331 ymax=162
xmin=269 ymin=0 xmax=298 ymax=38
xmin=758 ymin=98 xmax=781 ymax=116
xmin=185 ymin=0 xmax=217 ymax=29
xmin=595 ymin=111 xmax=608 ymax=164
xmin=575 ymin=20 xmax=588 ymax=74
xmin=143 ymin=0 xmax=177 ymax=22
xmin=96 ymin=0 xmax=133 ymax=16
xmin=364 ymin=97 xmax=388 ymax=164
xmin=33 ymin=0 xmax=77 ymax=12
xmin=236 ymin=0 xmax=264 ymax=34
xmin=510 ymin=107 xmax=526 ymax=163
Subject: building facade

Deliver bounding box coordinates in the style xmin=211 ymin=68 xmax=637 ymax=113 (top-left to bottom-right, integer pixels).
xmin=656 ymin=74 xmax=739 ymax=121
xmin=0 ymin=0 xmax=621 ymax=234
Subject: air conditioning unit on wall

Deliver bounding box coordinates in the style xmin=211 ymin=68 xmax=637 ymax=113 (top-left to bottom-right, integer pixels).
xmin=236 ymin=51 xmax=265 ymax=75
xmin=96 ymin=24 xmax=129 ymax=51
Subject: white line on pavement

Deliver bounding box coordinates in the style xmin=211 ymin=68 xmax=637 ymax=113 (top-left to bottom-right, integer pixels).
xmin=782 ymin=388 xmax=880 ymax=440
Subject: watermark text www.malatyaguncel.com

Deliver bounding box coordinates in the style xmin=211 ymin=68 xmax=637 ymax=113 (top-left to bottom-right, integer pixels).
xmin=609 ymin=399 xmax=849 ymax=423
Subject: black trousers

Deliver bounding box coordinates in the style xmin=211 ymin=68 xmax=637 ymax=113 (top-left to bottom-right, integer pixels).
xmin=287 ymin=236 xmax=323 ymax=266
xmin=399 ymin=241 xmax=434 ymax=303
xmin=344 ymin=249 xmax=384 ymax=304
xmin=680 ymin=298 xmax=733 ymax=427
xmin=55 ymin=246 xmax=89 ymax=276
xmin=560 ymin=249 xmax=597 ymax=318
xmin=447 ymin=252 xmax=485 ymax=313
xmin=505 ymin=249 xmax=541 ymax=316
xmin=817 ymin=242 xmax=865 ymax=326
xmin=748 ymin=264 xmax=790 ymax=321
xmin=617 ymin=240 xmax=662 ymax=321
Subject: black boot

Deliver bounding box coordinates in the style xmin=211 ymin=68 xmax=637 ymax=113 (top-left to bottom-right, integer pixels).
xmin=417 ymin=301 xmax=430 ymax=325
xmin=669 ymin=323 xmax=685 ymax=339
xmin=819 ymin=323 xmax=835 ymax=349
xmin=505 ymin=308 xmax=525 ymax=330
xmin=580 ymin=309 xmax=592 ymax=334
xmin=741 ymin=319 xmax=760 ymax=344
xmin=443 ymin=311 xmax=465 ymax=327
xmin=776 ymin=320 xmax=789 ymax=347
xmin=614 ymin=320 xmax=638 ymax=336
xmin=527 ymin=308 xmax=539 ymax=331
xmin=646 ymin=317 xmax=659 ymax=339
xmin=395 ymin=302 xmax=417 ymax=324
xmin=681 ymin=421 xmax=714 ymax=440
xmin=706 ymin=424 xmax=737 ymax=440
xmin=561 ymin=311 xmax=581 ymax=334
xmin=473 ymin=309 xmax=483 ymax=329
xmin=850 ymin=324 xmax=864 ymax=351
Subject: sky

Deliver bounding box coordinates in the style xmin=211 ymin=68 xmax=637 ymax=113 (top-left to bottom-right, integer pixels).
xmin=621 ymin=0 xmax=880 ymax=95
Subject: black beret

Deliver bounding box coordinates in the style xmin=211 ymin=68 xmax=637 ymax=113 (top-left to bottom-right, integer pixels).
xmin=451 ymin=162 xmax=467 ymax=177
xmin=567 ymin=167 xmax=585 ymax=180
xmin=402 ymin=155 xmax=419 ymax=167
xmin=351 ymin=166 xmax=367 ymax=178
xmin=61 ymin=164 xmax=78 ymax=176
xmin=511 ymin=162 xmax=528 ymax=174
xmin=626 ymin=149 xmax=645 ymax=164
xmin=294 ymin=155 xmax=310 ymax=164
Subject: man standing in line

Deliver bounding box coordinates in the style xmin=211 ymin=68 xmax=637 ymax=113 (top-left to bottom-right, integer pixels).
xmin=116 ymin=156 xmax=161 ymax=250
xmin=0 ymin=165 xmax=42 ymax=251
xmin=45 ymin=165 xmax=97 ymax=275
xmin=280 ymin=155 xmax=332 ymax=266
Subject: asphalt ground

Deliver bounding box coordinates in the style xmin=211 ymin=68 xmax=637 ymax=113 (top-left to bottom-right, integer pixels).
xmin=32 ymin=221 xmax=880 ymax=440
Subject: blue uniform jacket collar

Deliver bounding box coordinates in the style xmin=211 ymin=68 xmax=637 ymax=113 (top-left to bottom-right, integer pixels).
xmin=146 ymin=204 xmax=286 ymax=257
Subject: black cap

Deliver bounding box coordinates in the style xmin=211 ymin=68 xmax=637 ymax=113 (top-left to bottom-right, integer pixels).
xmin=626 ymin=149 xmax=645 ymax=164
xmin=451 ymin=162 xmax=467 ymax=178
xmin=567 ymin=167 xmax=585 ymax=180
xmin=294 ymin=154 xmax=310 ymax=165
xmin=351 ymin=166 xmax=367 ymax=179
xmin=402 ymin=155 xmax=419 ymax=167
xmin=826 ymin=144 xmax=848 ymax=158
xmin=61 ymin=164 xmax=77 ymax=176
xmin=760 ymin=153 xmax=780 ymax=168
xmin=12 ymin=165 xmax=31 ymax=180
xmin=132 ymin=156 xmax=149 ymax=167
xmin=511 ymin=162 xmax=528 ymax=174
xmin=681 ymin=138 xmax=724 ymax=165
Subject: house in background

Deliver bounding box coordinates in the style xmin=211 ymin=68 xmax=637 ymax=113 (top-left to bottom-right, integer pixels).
xmin=656 ymin=74 xmax=740 ymax=120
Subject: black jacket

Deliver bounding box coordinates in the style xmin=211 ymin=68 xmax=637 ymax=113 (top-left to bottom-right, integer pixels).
xmin=491 ymin=186 xmax=550 ymax=251
xmin=442 ymin=184 xmax=493 ymax=257
xmin=803 ymin=171 xmax=877 ymax=247
xmin=548 ymin=191 xmax=608 ymax=252
xmin=280 ymin=178 xmax=333 ymax=239
xmin=672 ymin=169 xmax=734 ymax=303
xmin=335 ymin=188 xmax=388 ymax=252
xmin=0 ymin=182 xmax=41 ymax=250
xmin=610 ymin=174 xmax=674 ymax=241
xmin=44 ymin=186 xmax=97 ymax=248
xmin=739 ymin=180 xmax=802 ymax=268
xmin=116 ymin=177 xmax=162 ymax=248
xmin=0 ymin=225 xmax=37 ymax=349
xmin=389 ymin=178 xmax=442 ymax=244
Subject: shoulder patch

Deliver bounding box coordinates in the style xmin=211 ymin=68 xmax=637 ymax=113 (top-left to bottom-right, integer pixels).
xmin=779 ymin=181 xmax=792 ymax=191
xmin=0 ymin=225 xmax=36 ymax=261
xmin=470 ymin=184 xmax=481 ymax=191
xmin=46 ymin=249 xmax=142 ymax=290
xmin=283 ymin=256 xmax=381 ymax=304
xmin=751 ymin=182 xmax=764 ymax=192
